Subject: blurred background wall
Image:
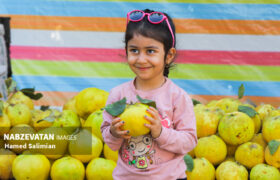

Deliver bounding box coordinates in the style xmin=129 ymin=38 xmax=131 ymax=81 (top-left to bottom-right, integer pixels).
xmin=0 ymin=0 xmax=279 ymax=107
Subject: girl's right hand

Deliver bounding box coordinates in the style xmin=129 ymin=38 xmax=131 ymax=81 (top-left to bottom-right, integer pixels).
xmin=110 ymin=117 xmax=131 ymax=139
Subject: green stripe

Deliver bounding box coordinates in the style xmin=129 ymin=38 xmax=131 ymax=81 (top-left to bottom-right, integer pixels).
xmin=59 ymin=0 xmax=280 ymax=4
xmin=12 ymin=59 xmax=280 ymax=81
xmin=12 ymin=60 xmax=135 ymax=78
xmin=171 ymin=64 xmax=280 ymax=81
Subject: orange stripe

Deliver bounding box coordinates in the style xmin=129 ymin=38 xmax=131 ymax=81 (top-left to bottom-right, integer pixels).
xmin=34 ymin=91 xmax=78 ymax=107
xmin=5 ymin=15 xmax=125 ymax=32
xmin=4 ymin=14 xmax=280 ymax=35
xmin=34 ymin=91 xmax=280 ymax=108
xmin=175 ymin=19 xmax=280 ymax=35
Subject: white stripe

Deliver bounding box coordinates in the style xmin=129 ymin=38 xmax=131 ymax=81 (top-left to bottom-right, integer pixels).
xmin=11 ymin=29 xmax=280 ymax=52
xmin=12 ymin=29 xmax=125 ymax=49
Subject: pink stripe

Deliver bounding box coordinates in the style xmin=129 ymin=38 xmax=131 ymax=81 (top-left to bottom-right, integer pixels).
xmin=11 ymin=46 xmax=280 ymax=66
xmin=11 ymin=46 xmax=127 ymax=63
xmin=176 ymin=51 xmax=280 ymax=66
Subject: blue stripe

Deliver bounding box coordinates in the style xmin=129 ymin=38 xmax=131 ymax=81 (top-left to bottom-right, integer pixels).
xmin=13 ymin=75 xmax=280 ymax=97
xmin=0 ymin=0 xmax=279 ymax=20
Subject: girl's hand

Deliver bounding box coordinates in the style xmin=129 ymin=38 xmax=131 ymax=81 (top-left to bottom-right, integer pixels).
xmin=110 ymin=117 xmax=131 ymax=139
xmin=144 ymin=107 xmax=162 ymax=139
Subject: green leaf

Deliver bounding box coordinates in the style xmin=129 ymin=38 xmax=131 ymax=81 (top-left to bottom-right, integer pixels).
xmin=104 ymin=97 xmax=127 ymax=116
xmin=192 ymin=99 xmax=201 ymax=106
xmin=20 ymin=88 xmax=43 ymax=100
xmin=136 ymin=95 xmax=156 ymax=109
xmin=184 ymin=154 xmax=194 ymax=172
xmin=238 ymin=105 xmax=258 ymax=117
xmin=21 ymin=88 xmax=35 ymax=93
xmin=268 ymin=140 xmax=280 ymax=155
xmin=238 ymin=84 xmax=245 ymax=99
xmin=0 ymin=100 xmax=3 ymax=116
xmin=39 ymin=116 xmax=56 ymax=123
xmin=40 ymin=105 xmax=50 ymax=111
xmin=71 ymin=127 xmax=81 ymax=135
xmin=5 ymin=77 xmax=18 ymax=95
xmin=5 ymin=77 xmax=11 ymax=87
xmin=37 ymin=111 xmax=56 ymax=123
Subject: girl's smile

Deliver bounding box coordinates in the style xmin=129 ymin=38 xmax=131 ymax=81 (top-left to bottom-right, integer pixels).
xmin=137 ymin=67 xmax=152 ymax=71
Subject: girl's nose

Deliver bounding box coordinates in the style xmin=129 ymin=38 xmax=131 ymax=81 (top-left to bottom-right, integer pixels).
xmin=137 ymin=52 xmax=147 ymax=63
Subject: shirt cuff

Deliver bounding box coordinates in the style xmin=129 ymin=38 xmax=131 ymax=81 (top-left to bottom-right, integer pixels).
xmin=154 ymin=126 xmax=169 ymax=146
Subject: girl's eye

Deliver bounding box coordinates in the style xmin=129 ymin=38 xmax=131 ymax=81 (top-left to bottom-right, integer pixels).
xmin=129 ymin=49 xmax=139 ymax=54
xmin=147 ymin=49 xmax=155 ymax=54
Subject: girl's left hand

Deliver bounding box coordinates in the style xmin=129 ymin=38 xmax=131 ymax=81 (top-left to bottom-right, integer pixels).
xmin=144 ymin=107 xmax=162 ymax=139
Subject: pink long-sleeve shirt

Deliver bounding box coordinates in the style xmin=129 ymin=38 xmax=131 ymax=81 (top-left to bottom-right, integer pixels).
xmin=101 ymin=78 xmax=197 ymax=180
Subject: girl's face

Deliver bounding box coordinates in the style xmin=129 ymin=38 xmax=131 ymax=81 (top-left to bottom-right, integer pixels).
xmin=127 ymin=34 xmax=168 ymax=82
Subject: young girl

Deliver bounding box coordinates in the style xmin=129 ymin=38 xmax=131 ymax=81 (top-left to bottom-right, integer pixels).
xmin=101 ymin=9 xmax=197 ymax=180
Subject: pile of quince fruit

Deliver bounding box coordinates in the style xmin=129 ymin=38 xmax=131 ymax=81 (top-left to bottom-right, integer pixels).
xmin=1 ymin=79 xmax=279 ymax=180
xmin=185 ymin=84 xmax=280 ymax=180
xmin=0 ymin=78 xmax=117 ymax=180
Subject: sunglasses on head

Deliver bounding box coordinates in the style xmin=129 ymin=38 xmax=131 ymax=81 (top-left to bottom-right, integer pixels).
xmin=127 ymin=10 xmax=175 ymax=47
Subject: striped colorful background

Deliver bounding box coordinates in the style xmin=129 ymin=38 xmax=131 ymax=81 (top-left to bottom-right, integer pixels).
xmin=0 ymin=0 xmax=279 ymax=107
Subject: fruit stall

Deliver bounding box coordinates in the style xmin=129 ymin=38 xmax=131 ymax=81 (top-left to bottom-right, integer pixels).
xmin=0 ymin=0 xmax=280 ymax=180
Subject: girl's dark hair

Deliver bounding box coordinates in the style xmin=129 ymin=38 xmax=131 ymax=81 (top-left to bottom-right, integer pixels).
xmin=125 ymin=9 xmax=176 ymax=77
